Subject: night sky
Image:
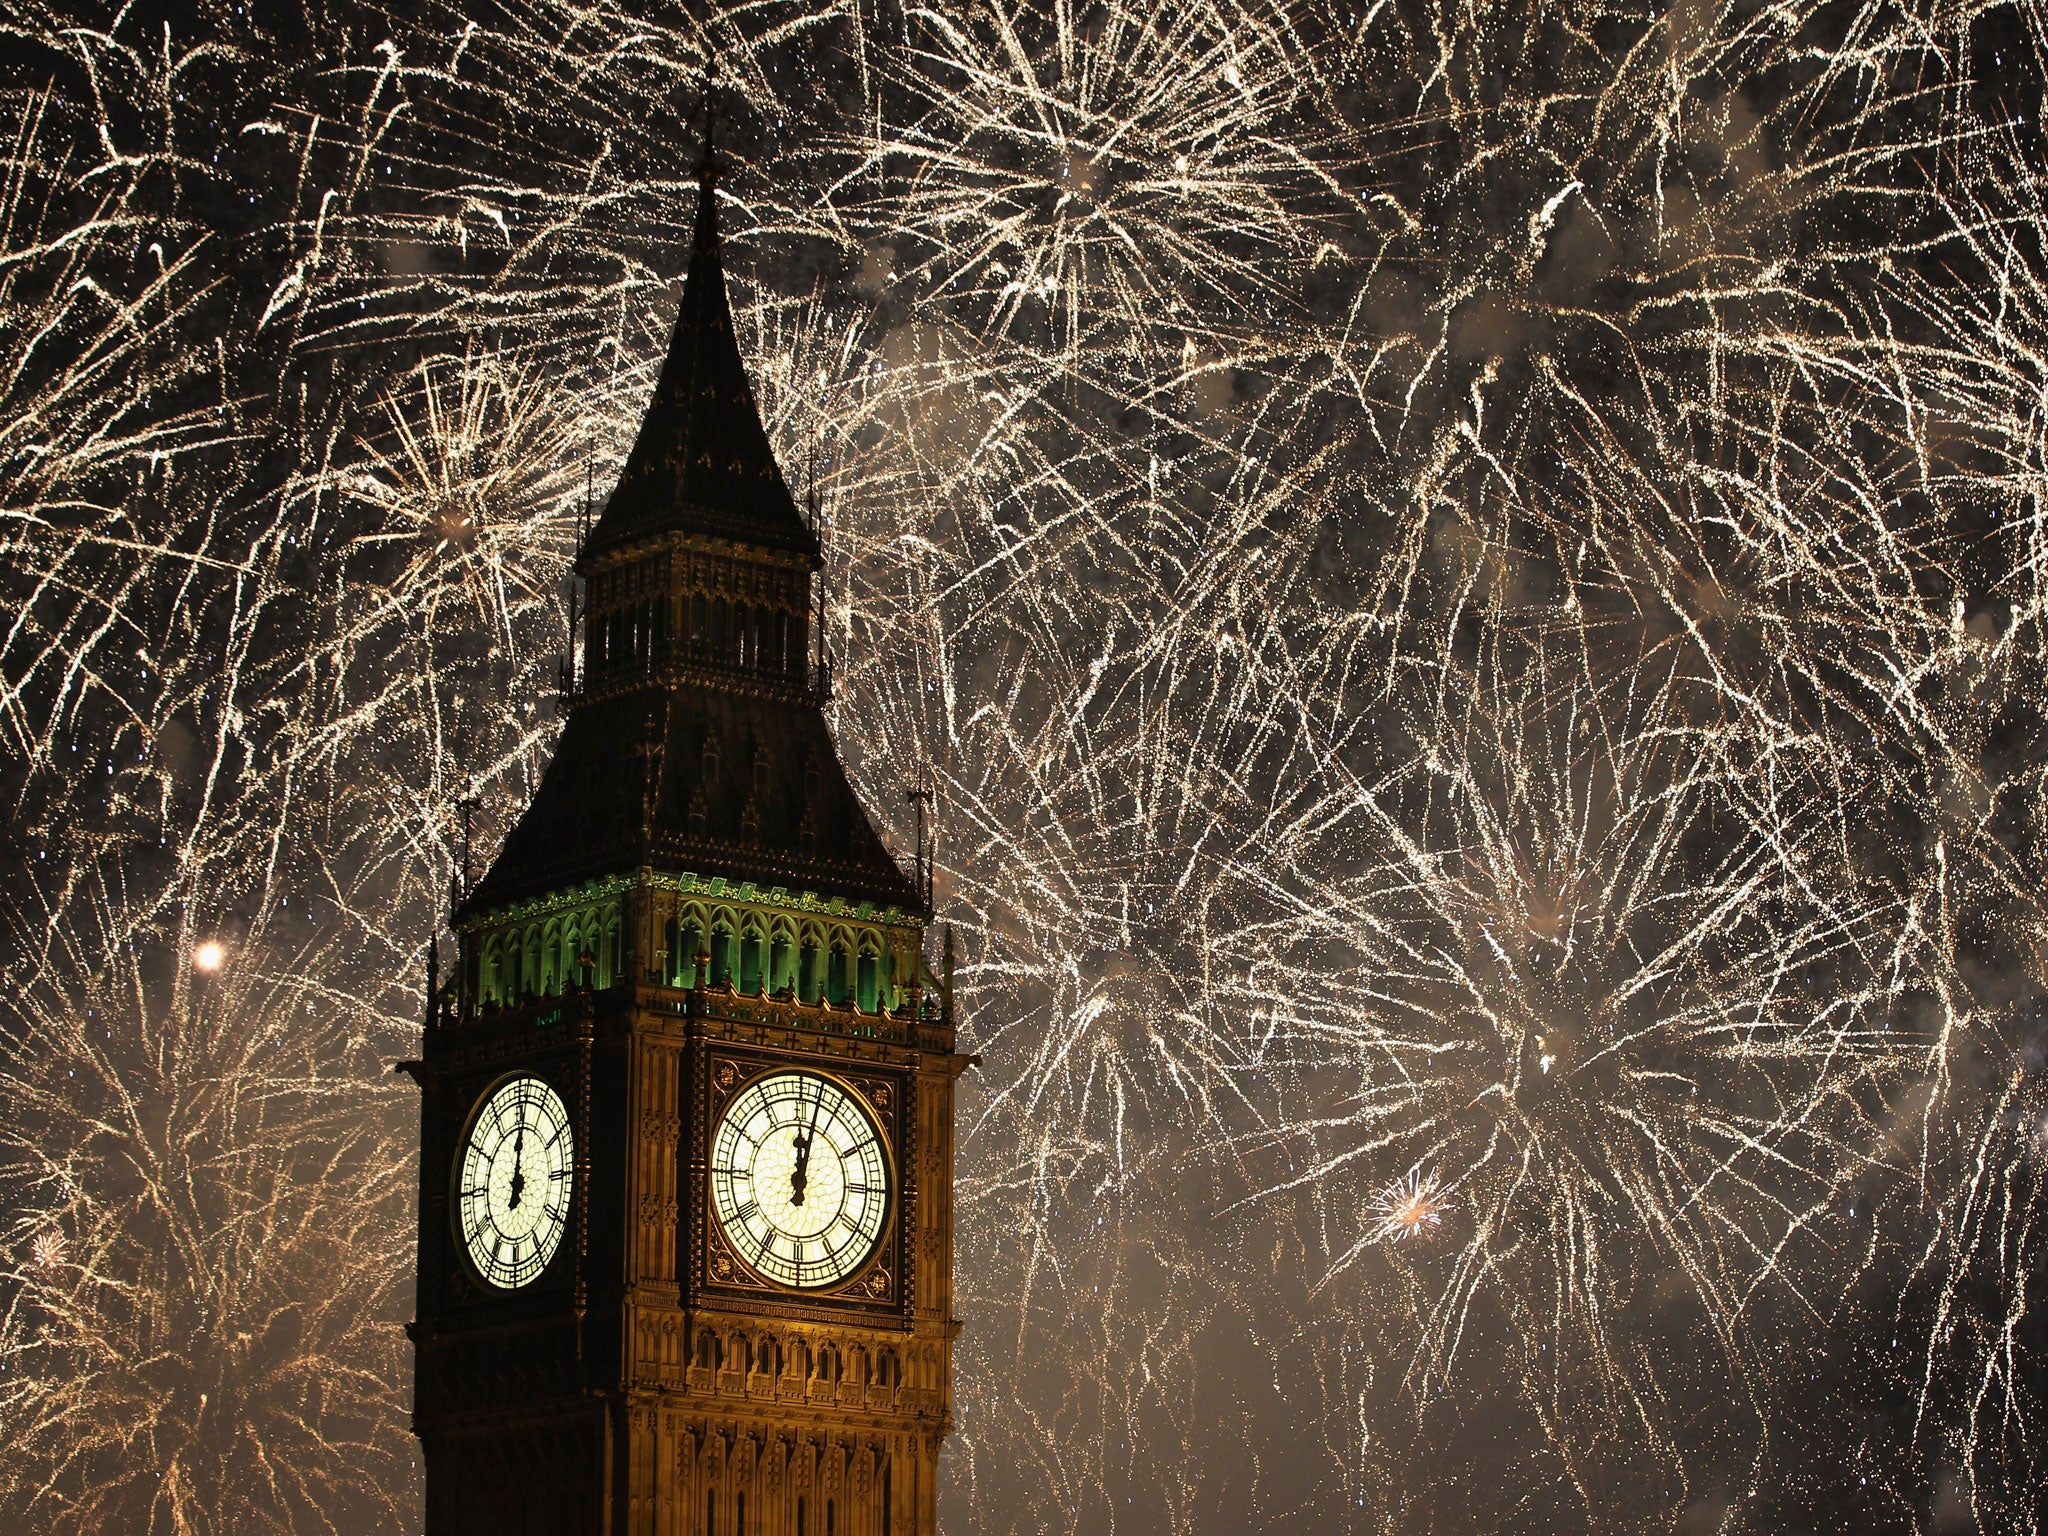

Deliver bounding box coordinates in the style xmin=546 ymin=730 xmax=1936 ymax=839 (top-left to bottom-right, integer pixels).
xmin=3 ymin=2 xmax=2047 ymax=1532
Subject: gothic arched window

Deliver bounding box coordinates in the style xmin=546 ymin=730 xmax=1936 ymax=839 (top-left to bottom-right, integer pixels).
xmin=739 ymin=922 xmax=764 ymax=994
xmin=710 ymin=922 xmax=735 ymax=989
xmin=559 ymin=916 xmax=581 ymax=991
xmin=681 ymin=920 xmax=704 ymax=987
xmin=768 ymin=927 xmax=794 ymax=995
xmin=798 ymin=938 xmax=823 ymax=1004
xmin=477 ymin=938 xmax=498 ymax=1007
xmin=539 ymin=920 xmax=561 ymax=996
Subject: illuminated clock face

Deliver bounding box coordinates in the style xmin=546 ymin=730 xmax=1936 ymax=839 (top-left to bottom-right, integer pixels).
xmin=710 ymin=1070 xmax=889 ymax=1290
xmin=455 ymin=1076 xmax=573 ymax=1290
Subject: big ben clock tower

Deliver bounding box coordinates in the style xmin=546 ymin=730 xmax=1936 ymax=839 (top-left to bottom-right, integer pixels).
xmin=407 ymin=133 xmax=965 ymax=1536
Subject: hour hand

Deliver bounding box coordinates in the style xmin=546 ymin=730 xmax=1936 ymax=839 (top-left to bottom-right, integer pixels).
xmin=508 ymin=1127 xmax=527 ymax=1207
xmin=790 ymin=1130 xmax=811 ymax=1207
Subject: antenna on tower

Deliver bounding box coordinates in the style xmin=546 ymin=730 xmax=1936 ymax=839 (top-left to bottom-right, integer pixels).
xmin=812 ymin=499 xmax=833 ymax=701
xmin=455 ymin=794 xmax=478 ymax=914
xmin=559 ymin=461 xmax=590 ymax=702
xmin=906 ymin=783 xmax=935 ymax=911
xmin=805 ymin=424 xmax=823 ymax=540
xmin=695 ymin=55 xmax=721 ymax=186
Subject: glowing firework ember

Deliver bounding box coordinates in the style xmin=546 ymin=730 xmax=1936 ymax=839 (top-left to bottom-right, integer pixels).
xmin=1369 ymin=1172 xmax=1448 ymax=1245
xmin=190 ymin=940 xmax=224 ymax=973
xmin=3 ymin=2 xmax=2046 ymax=1534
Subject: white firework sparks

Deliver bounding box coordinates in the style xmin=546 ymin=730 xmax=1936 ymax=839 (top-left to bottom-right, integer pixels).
xmin=1368 ymin=1170 xmax=1449 ymax=1244
xmin=3 ymin=2 xmax=2045 ymax=1533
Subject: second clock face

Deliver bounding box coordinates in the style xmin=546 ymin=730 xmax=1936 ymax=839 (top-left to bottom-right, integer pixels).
xmin=456 ymin=1074 xmax=573 ymax=1290
xmin=710 ymin=1070 xmax=889 ymax=1290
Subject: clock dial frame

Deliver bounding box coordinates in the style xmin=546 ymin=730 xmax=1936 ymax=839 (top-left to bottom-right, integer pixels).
xmin=709 ymin=1069 xmax=891 ymax=1291
xmin=454 ymin=1074 xmax=574 ymax=1291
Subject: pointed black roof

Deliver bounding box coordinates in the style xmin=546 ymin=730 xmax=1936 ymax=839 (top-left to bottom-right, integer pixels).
xmin=586 ymin=155 xmax=819 ymax=561
xmin=461 ymin=155 xmax=920 ymax=923
xmin=465 ymin=687 xmax=920 ymax=915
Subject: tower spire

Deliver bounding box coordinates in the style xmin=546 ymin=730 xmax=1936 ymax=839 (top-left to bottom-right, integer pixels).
xmin=459 ymin=99 xmax=919 ymax=923
xmin=582 ymin=74 xmax=815 ymax=563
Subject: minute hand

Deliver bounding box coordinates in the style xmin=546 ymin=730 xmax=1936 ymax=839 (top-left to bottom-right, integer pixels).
xmin=791 ymin=1084 xmax=824 ymax=1206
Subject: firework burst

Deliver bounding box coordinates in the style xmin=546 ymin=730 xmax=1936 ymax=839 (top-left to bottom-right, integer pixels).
xmin=1368 ymin=1170 xmax=1449 ymax=1245
xmin=3 ymin=1 xmax=2046 ymax=1533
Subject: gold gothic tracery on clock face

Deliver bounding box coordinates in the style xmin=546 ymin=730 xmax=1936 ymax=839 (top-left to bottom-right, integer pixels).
xmin=710 ymin=1070 xmax=889 ymax=1290
xmin=455 ymin=1075 xmax=573 ymax=1290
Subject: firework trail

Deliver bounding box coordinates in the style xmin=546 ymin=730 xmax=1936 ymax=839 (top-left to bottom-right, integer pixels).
xmin=4 ymin=1 xmax=2046 ymax=1533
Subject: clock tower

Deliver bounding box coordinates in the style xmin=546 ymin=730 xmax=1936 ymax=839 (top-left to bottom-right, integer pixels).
xmin=407 ymin=139 xmax=964 ymax=1536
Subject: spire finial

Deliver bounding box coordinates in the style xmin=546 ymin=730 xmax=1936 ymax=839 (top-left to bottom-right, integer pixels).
xmin=688 ymin=63 xmax=723 ymax=262
xmin=695 ymin=60 xmax=720 ymax=192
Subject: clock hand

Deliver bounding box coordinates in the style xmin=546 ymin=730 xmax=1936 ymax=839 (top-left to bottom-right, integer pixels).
xmin=791 ymin=1082 xmax=824 ymax=1207
xmin=508 ymin=1103 xmax=528 ymax=1209
xmin=790 ymin=1129 xmax=811 ymax=1208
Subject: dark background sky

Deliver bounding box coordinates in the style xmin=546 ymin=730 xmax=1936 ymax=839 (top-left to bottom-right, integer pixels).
xmin=2 ymin=2 xmax=2046 ymax=1531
